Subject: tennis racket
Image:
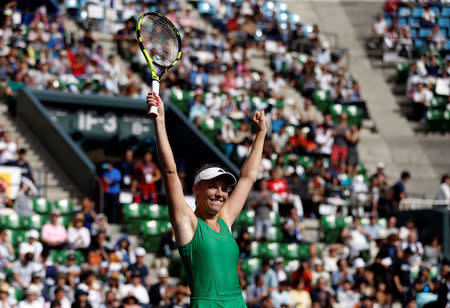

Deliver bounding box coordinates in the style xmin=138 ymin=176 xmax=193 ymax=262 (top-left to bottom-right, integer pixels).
xmin=136 ymin=12 xmax=182 ymax=117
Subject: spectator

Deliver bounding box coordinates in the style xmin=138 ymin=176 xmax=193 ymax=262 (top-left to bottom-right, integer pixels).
xmin=72 ymin=289 xmax=92 ymax=308
xmin=421 ymin=5 xmax=437 ymax=28
xmin=114 ymin=235 xmax=135 ymax=267
xmin=268 ymin=169 xmax=303 ymax=217
xmin=401 ymin=230 xmax=424 ymax=264
xmin=41 ymin=209 xmax=68 ymax=250
xmin=364 ymin=214 xmax=382 ymax=242
xmin=392 ymin=171 xmax=411 ymax=206
xmin=289 ymin=279 xmax=311 ymax=308
xmin=300 ymin=98 xmax=323 ymax=127
xmin=13 ymin=180 xmax=38 ymax=217
xmin=120 ymin=270 xmax=149 ymax=306
xmin=435 ymin=174 xmax=450 ymax=203
xmin=323 ymin=246 xmax=339 ymax=273
xmin=12 ymin=252 xmax=35 ymax=289
xmin=393 ymin=248 xmax=414 ymax=306
xmin=274 ymin=257 xmax=287 ymax=283
xmin=78 ymin=271 xmax=102 ymax=307
xmin=331 ymin=113 xmax=350 ymax=163
xmin=307 ymin=173 xmax=326 ymax=206
xmin=74 ymin=197 xmax=97 ymax=233
xmin=148 ymin=267 xmax=172 ymax=308
xmin=412 ymin=80 xmax=433 ymax=121
xmin=0 ymin=131 xmax=17 ymax=164
xmin=249 ymin=179 xmax=276 ymax=242
xmin=134 ymin=151 xmax=162 ymax=204
xmin=18 ymin=284 xmax=43 ymax=308
xmin=0 ymin=282 xmax=16 ymax=307
xmin=116 ymin=149 xmax=135 ymax=199
xmin=283 ymin=208 xmax=305 ymax=243
xmin=247 ymin=274 xmax=269 ymax=308
xmin=332 ymin=258 xmax=354 ymax=293
xmin=312 ymin=259 xmax=331 ymax=286
xmin=371 ymin=13 xmax=388 ymax=48
xmin=48 ymin=272 xmax=74 ymax=302
xmin=256 ymin=259 xmax=278 ymax=292
xmin=19 ymin=230 xmax=42 ymax=262
xmin=67 ymin=214 xmax=91 ymax=251
xmin=127 ymin=247 xmax=148 ymax=287
xmin=102 ymin=161 xmax=122 ymax=224
xmin=51 ymin=286 xmax=71 ymax=308
xmin=315 ymin=122 xmax=334 ymax=156
xmin=270 ymin=280 xmax=290 ymax=308
xmin=341 ymin=216 xmax=369 ymax=259
xmin=0 ymin=228 xmax=14 ymax=270
xmin=91 ymin=214 xmax=111 ymax=239
xmin=310 ymin=277 xmax=334 ymax=308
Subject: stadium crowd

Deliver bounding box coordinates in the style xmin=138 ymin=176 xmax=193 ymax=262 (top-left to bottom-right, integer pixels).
xmin=0 ymin=1 xmax=449 ymax=308
xmin=369 ymin=1 xmax=449 ymax=129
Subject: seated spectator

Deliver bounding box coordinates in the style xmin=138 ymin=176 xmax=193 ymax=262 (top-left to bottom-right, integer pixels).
xmin=300 ymin=98 xmax=323 ymax=127
xmin=371 ymin=13 xmax=388 ymax=48
xmin=78 ymin=271 xmax=102 ymax=307
xmin=74 ymin=197 xmax=97 ymax=234
xmin=289 ymin=279 xmax=311 ymax=308
xmin=13 ymin=180 xmax=38 ymax=217
xmin=337 ymin=280 xmax=360 ymax=307
xmin=249 ymin=179 xmax=276 ymax=242
xmin=68 ymin=214 xmax=91 ymax=251
xmin=189 ymin=89 xmax=209 ymax=126
xmin=274 ymin=257 xmax=287 ymax=283
xmin=51 ymin=286 xmax=71 ymax=308
xmin=127 ymin=247 xmax=148 ymax=287
xmin=18 ymin=284 xmax=43 ymax=308
xmin=310 ymin=277 xmax=334 ymax=308
xmin=332 ymin=258 xmax=354 ymax=293
xmin=149 ymin=268 xmax=172 ymax=308
xmin=114 ymin=235 xmax=135 ymax=267
xmin=401 ymin=230 xmax=424 ymax=264
xmin=312 ymin=259 xmax=331 ymax=286
xmin=323 ymin=246 xmax=339 ymax=273
xmin=120 ymin=270 xmax=149 ymax=306
xmin=41 ymin=209 xmax=68 ymax=250
xmin=283 ymin=208 xmax=305 ymax=243
xmin=364 ymin=214 xmax=383 ymax=242
xmin=113 ymin=18 xmax=135 ymax=58
xmin=12 ymin=252 xmax=35 ymax=289
xmin=427 ymin=25 xmax=446 ymax=51
xmin=383 ymin=0 xmax=398 ymax=17
xmin=268 ymin=169 xmax=303 ymax=217
xmin=48 ymin=272 xmax=74 ymax=302
xmin=72 ymin=289 xmax=92 ymax=308
xmin=393 ymin=248 xmax=414 ymax=306
xmin=341 ymin=216 xmax=369 ymax=259
xmin=421 ymin=5 xmax=436 ymax=28
xmin=307 ymin=173 xmax=326 ymax=206
xmin=91 ymin=214 xmax=111 ymax=239
xmin=19 ymin=230 xmax=42 ymax=262
xmin=247 ymin=274 xmax=269 ymax=308
xmin=0 ymin=228 xmax=14 ymax=270
xmin=270 ymin=280 xmax=290 ymax=308
xmin=0 ymin=131 xmax=17 ymax=164
xmin=383 ymin=26 xmax=399 ymax=51
xmin=0 ymin=282 xmax=16 ymax=307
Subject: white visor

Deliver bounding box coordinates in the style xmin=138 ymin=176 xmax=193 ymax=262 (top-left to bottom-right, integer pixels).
xmin=194 ymin=167 xmax=237 ymax=186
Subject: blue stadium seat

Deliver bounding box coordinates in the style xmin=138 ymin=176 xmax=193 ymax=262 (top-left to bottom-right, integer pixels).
xmin=289 ymin=13 xmax=300 ymax=25
xmin=438 ymin=18 xmax=449 ymax=29
xmin=419 ymin=28 xmax=432 ymax=38
xmin=412 ymin=6 xmax=424 ymax=18
xmin=398 ymin=7 xmax=412 ymax=17
xmin=410 ymin=28 xmax=418 ymax=38
xmin=430 ymin=7 xmax=440 ymax=17
xmin=65 ymin=0 xmax=79 ymax=9
xmin=414 ymin=39 xmax=427 ymax=49
xmin=442 ymin=6 xmax=450 ymax=17
xmin=277 ymin=12 xmax=289 ymax=23
xmin=440 ymin=28 xmax=448 ymax=37
xmin=409 ymin=17 xmax=420 ymax=28
xmin=276 ymin=2 xmax=288 ymax=13
xmin=398 ymin=18 xmax=407 ymax=27
xmin=446 ymin=39 xmax=450 ymax=50
xmin=198 ymin=1 xmax=216 ymax=15
xmin=385 ymin=17 xmax=393 ymax=27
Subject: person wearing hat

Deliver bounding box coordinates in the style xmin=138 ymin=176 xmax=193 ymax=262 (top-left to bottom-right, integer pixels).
xmin=58 ymin=253 xmax=81 ymax=287
xmin=73 ymin=289 xmax=92 ymax=308
xmin=68 ymin=213 xmax=91 ymax=251
xmin=148 ymin=267 xmax=171 ymax=307
xmin=312 ymin=259 xmax=331 ymax=286
xmin=147 ymin=93 xmax=265 ymax=308
xmin=41 ymin=209 xmax=68 ymax=250
xmin=0 ymin=282 xmax=16 ymax=307
xmin=19 ymin=230 xmax=42 ymax=262
xmin=127 ymin=247 xmax=148 ymax=286
xmin=120 ymin=270 xmax=149 ymax=305
xmin=18 ymin=284 xmax=43 ymax=308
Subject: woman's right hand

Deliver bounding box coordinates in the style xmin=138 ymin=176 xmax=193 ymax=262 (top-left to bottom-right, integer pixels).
xmin=146 ymin=92 xmax=165 ymax=120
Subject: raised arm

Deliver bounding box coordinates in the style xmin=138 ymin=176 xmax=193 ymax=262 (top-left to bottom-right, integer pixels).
xmin=147 ymin=93 xmax=196 ymax=245
xmin=220 ymin=110 xmax=266 ymax=229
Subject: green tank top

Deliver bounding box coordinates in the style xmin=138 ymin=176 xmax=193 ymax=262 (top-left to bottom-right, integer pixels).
xmin=178 ymin=217 xmax=246 ymax=307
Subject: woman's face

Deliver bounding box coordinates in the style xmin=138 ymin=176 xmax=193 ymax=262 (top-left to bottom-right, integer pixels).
xmin=194 ymin=178 xmax=230 ymax=215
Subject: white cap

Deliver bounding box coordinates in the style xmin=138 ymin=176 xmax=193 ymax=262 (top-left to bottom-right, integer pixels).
xmin=26 ymin=284 xmax=41 ymax=295
xmin=314 ymin=259 xmax=323 ymax=266
xmin=135 ymin=247 xmax=146 ymax=257
xmin=381 ymin=257 xmax=392 ymax=267
xmin=158 ymin=268 xmax=169 ymax=277
xmin=353 ymin=258 xmax=365 ymax=269
xmin=376 ymin=162 xmax=386 ymax=169
xmin=27 ymin=229 xmax=39 ymax=239
xmin=194 ymin=167 xmax=236 ymax=186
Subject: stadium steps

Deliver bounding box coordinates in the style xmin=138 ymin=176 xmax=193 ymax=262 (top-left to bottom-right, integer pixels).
xmin=286 ymin=0 xmax=441 ymax=195
xmin=0 ymin=102 xmax=81 ymax=201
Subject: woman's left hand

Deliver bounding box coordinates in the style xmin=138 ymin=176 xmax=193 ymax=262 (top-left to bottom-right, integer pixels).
xmin=251 ymin=110 xmax=266 ymax=133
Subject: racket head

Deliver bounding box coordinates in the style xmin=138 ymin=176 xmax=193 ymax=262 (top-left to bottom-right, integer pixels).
xmin=136 ymin=12 xmax=182 ymax=80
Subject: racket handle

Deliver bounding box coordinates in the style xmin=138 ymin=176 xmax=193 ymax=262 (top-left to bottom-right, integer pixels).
xmin=149 ymin=80 xmax=160 ymax=118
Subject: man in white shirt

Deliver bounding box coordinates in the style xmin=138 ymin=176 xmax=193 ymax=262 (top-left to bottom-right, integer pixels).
xmin=372 ymin=13 xmax=388 ymax=36
xmin=120 ymin=271 xmax=149 ymax=305
xmin=19 ymin=230 xmax=43 ymax=262
xmin=0 ymin=131 xmax=17 ymax=164
xmin=413 ymin=81 xmax=433 ymax=120
xmin=315 ymin=124 xmax=334 ymax=155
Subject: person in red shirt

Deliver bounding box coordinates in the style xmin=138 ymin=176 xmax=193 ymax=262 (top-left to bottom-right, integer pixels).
xmin=268 ymin=169 xmax=303 ymax=217
xmin=384 ymin=0 xmax=398 ymax=17
xmin=134 ymin=151 xmax=162 ymax=204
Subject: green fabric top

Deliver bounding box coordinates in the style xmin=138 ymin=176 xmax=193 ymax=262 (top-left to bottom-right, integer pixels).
xmin=178 ymin=217 xmax=243 ymax=301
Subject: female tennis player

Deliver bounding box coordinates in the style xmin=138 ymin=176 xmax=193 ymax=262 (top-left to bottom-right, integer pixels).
xmin=147 ymin=92 xmax=266 ymax=307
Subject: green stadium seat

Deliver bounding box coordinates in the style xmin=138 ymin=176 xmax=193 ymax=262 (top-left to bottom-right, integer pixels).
xmin=330 ymin=104 xmax=344 ymax=122
xmin=141 ymin=204 xmax=169 ymax=220
xmin=140 ymin=220 xmax=171 ymax=253
xmin=396 ymin=62 xmax=410 ymax=83
xmin=270 ymin=212 xmax=281 ymax=226
xmin=345 ymin=106 xmax=362 ymax=127
xmin=241 ymin=258 xmax=262 ymax=279
xmin=53 ymin=200 xmax=74 ymax=216
xmin=24 ymin=215 xmax=48 ymax=230
xmin=51 ymin=250 xmax=84 ymax=265
xmin=123 ymin=203 xmax=141 ymax=219
xmin=298 ymin=244 xmax=310 ymax=259
xmin=3 ymin=213 xmax=24 ymax=230
xmin=250 ymin=242 xmax=280 ymax=258
xmin=444 ymin=110 xmax=450 ymax=133
xmin=357 ymin=162 xmax=366 ymax=175
xmin=426 ymin=109 xmax=444 ymax=132
xmin=297 ymin=155 xmax=314 ymax=169
xmin=235 ymin=210 xmax=255 ymax=227
xmin=170 ymin=89 xmax=189 ymax=114
xmin=250 ymin=242 xmax=265 ymax=258
xmin=267 ymin=227 xmax=284 ymax=242
xmin=10 ymin=287 xmax=24 ymax=301
xmin=249 ymin=96 xmax=268 ymax=110
xmin=201 ymin=118 xmax=222 ymax=143
xmin=285 ymin=126 xmax=296 ymax=137
xmin=7 ymin=230 xmax=27 ymax=247
xmin=33 ymin=198 xmax=52 ymax=214
xmin=321 ymin=215 xmax=345 ymax=243
xmin=283 ymin=259 xmax=300 ymax=273
xmin=430 ymin=96 xmax=446 ymax=109
xmin=280 ymin=243 xmax=301 ymax=260
xmin=312 ymin=90 xmax=332 ymax=112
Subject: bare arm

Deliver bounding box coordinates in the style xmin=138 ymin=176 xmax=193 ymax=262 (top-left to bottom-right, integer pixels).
xmin=220 ymin=111 xmax=266 ymax=229
xmin=147 ymin=93 xmax=196 ymax=245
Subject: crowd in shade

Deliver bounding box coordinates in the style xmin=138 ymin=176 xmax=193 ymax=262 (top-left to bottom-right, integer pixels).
xmin=0 ymin=0 xmax=449 ymax=308
xmin=369 ymin=0 xmax=449 ymax=125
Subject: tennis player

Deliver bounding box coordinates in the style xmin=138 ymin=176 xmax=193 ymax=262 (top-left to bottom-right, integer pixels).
xmin=147 ymin=92 xmax=266 ymax=307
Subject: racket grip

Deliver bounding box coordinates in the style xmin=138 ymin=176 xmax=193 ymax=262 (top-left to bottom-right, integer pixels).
xmin=149 ymin=80 xmax=160 ymax=118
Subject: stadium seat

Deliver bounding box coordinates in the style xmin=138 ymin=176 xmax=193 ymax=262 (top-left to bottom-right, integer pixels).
xmin=445 ymin=39 xmax=450 ymax=51
xmin=442 ymin=6 xmax=450 ymax=17
xmin=7 ymin=230 xmax=27 ymax=247
xmin=140 ymin=220 xmax=171 ymax=252
xmin=408 ymin=17 xmax=420 ymax=28
xmin=3 ymin=213 xmax=24 ymax=230
xmin=201 ymin=118 xmax=222 ymax=143
xmin=235 ymin=210 xmax=255 ymax=227
xmin=330 ymin=104 xmax=344 ymax=122
xmin=198 ymin=1 xmax=216 ymax=15
xmin=33 ymin=198 xmax=52 ymax=214
xmin=430 ymin=96 xmax=447 ymax=109
xmin=250 ymin=242 xmax=280 ymax=258
xmin=280 ymin=243 xmax=301 ymax=260
xmin=396 ymin=62 xmax=411 ymax=84
xmin=297 ymin=155 xmax=314 ymax=169
xmin=425 ymin=109 xmax=444 ymax=132
xmin=53 ymin=199 xmax=74 ymax=215
xmin=51 ymin=250 xmax=84 ymax=265
xmin=123 ymin=203 xmax=141 ymax=219
xmin=414 ymin=39 xmax=427 ymax=50
xmin=345 ymin=105 xmax=363 ymax=127
xmin=398 ymin=7 xmax=412 ymax=17
xmin=398 ymin=18 xmax=407 ymax=27
xmin=313 ymin=90 xmax=332 ymax=113
xmin=25 ymin=214 xmax=48 ymax=230
xmin=412 ymin=7 xmax=424 ymax=18
xmin=270 ymin=212 xmax=282 ymax=226
xmin=10 ymin=287 xmax=24 ymax=301
xmin=267 ymin=227 xmax=284 ymax=242
xmin=141 ymin=204 xmax=169 ymax=220
xmin=241 ymin=258 xmax=262 ymax=277
xmin=444 ymin=110 xmax=450 ymax=132
xmin=438 ymin=18 xmax=449 ymax=29
xmin=418 ymin=28 xmax=432 ymax=38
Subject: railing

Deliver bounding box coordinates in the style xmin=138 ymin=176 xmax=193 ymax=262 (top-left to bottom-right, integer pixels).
xmin=399 ymin=198 xmax=449 ymax=210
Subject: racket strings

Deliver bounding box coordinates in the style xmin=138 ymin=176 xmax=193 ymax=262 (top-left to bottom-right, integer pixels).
xmin=140 ymin=15 xmax=180 ymax=69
